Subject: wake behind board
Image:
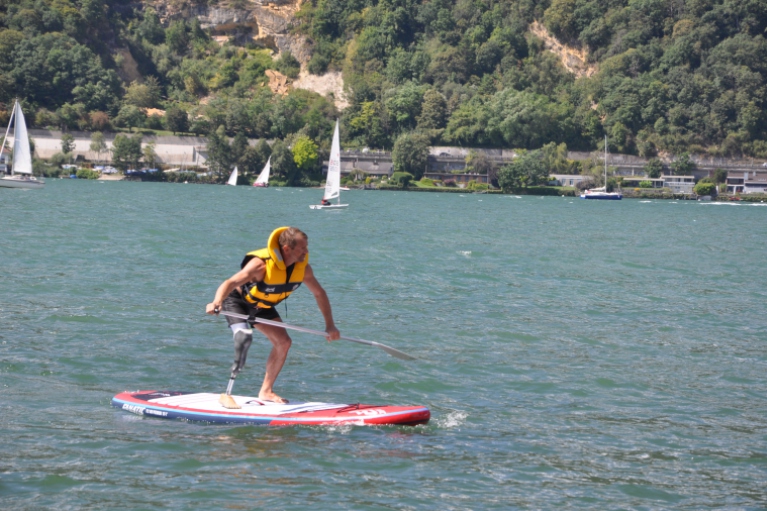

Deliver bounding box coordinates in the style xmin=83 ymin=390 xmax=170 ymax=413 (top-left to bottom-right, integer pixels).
xmin=112 ymin=390 xmax=430 ymax=426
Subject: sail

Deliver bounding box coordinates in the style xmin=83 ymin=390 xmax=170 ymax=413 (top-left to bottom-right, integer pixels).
xmin=227 ymin=166 xmax=238 ymax=186
xmin=323 ymin=120 xmax=341 ymax=201
xmin=11 ymin=101 xmax=32 ymax=175
xmin=254 ymin=156 xmax=270 ymax=186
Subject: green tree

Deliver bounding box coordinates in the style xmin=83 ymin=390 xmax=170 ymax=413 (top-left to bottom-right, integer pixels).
xmin=142 ymin=140 xmax=157 ymax=168
xmin=417 ymin=88 xmax=448 ymax=130
xmin=89 ymin=131 xmax=106 ymax=163
xmin=644 ymin=158 xmax=664 ymax=178
xmin=271 ymin=140 xmax=299 ymax=185
xmin=390 ymin=171 xmax=414 ymax=188
xmin=61 ymin=133 xmax=75 ymax=154
xmin=111 ymin=134 xmax=142 ymax=171
xmin=206 ymin=125 xmax=232 ymax=176
xmin=123 ymin=78 xmax=161 ymax=108
xmin=165 ymin=105 xmax=189 ymax=134
xmin=114 ymin=105 xmax=145 ymax=131
xmin=292 ymin=136 xmax=319 ymax=172
xmin=392 ymin=132 xmax=430 ymax=179
xmin=670 ymin=152 xmax=696 ymax=176
xmin=497 ymin=150 xmax=548 ymax=192
xmin=694 ymin=181 xmax=716 ymax=196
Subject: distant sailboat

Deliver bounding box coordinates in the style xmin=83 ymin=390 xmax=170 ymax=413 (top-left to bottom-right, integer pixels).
xmin=580 ymin=136 xmax=621 ymax=200
xmin=227 ymin=166 xmax=238 ymax=186
xmin=0 ymin=100 xmax=44 ymax=189
xmin=253 ymin=157 xmax=270 ymax=187
xmin=310 ymin=120 xmax=348 ymax=209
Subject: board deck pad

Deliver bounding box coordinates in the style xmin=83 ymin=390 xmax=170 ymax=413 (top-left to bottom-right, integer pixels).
xmin=112 ymin=390 xmax=430 ymax=426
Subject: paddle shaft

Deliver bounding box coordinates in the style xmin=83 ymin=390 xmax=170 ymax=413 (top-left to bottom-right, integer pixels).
xmin=214 ymin=310 xmax=415 ymax=360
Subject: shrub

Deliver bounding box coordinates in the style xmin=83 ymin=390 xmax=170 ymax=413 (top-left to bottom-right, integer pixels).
xmin=76 ymin=168 xmax=100 ymax=179
xmin=639 ymin=180 xmax=652 ymax=188
xmin=694 ymin=181 xmax=716 ymax=196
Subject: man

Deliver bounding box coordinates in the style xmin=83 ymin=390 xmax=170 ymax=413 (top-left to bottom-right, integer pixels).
xmin=206 ymin=226 xmax=340 ymax=408
xmin=321 ymin=198 xmax=331 ymax=206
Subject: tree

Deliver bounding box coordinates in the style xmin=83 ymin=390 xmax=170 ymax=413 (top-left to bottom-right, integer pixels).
xmin=114 ymin=105 xmax=145 ymax=131
xmin=417 ymin=88 xmax=448 ymax=130
xmin=644 ymin=158 xmax=664 ymax=178
xmin=89 ymin=132 xmax=106 ymax=164
xmin=61 ymin=133 xmax=75 ymax=154
xmin=670 ymin=152 xmax=696 ymax=176
xmin=465 ymin=150 xmax=495 ymax=175
xmin=142 ymin=140 xmax=157 ymax=168
xmin=123 ymin=79 xmax=160 ymax=108
xmin=497 ymin=150 xmax=548 ymax=192
xmin=292 ymin=136 xmax=319 ymax=172
xmin=270 ymin=140 xmax=298 ymax=185
xmin=111 ymin=134 xmax=142 ymax=171
xmin=165 ymin=105 xmax=189 ymax=134
xmin=205 ymin=125 xmax=232 ymax=176
xmin=392 ymin=132 xmax=430 ymax=179
xmin=694 ymin=180 xmax=716 ymax=196
xmin=390 ymin=171 xmax=414 ymax=188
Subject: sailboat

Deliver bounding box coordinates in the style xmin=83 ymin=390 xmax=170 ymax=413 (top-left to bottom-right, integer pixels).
xmin=580 ymin=135 xmax=621 ymax=200
xmin=310 ymin=119 xmax=348 ymax=209
xmin=0 ymin=100 xmax=44 ymax=189
xmin=253 ymin=156 xmax=270 ymax=187
xmin=227 ymin=166 xmax=238 ymax=186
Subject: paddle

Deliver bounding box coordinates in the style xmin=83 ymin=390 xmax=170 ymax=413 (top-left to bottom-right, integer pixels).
xmin=214 ymin=310 xmax=416 ymax=361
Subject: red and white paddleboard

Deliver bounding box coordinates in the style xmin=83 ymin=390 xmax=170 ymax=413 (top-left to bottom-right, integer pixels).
xmin=112 ymin=390 xmax=430 ymax=426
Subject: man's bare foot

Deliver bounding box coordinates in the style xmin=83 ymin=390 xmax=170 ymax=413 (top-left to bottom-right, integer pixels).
xmin=259 ymin=392 xmax=288 ymax=404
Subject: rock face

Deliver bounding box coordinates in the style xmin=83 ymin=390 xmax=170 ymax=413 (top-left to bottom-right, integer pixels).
xmin=147 ymin=0 xmax=345 ymax=107
xmin=150 ymin=0 xmax=308 ymax=61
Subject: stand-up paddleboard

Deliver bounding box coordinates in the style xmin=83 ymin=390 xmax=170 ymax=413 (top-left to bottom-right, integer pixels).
xmin=112 ymin=390 xmax=430 ymax=426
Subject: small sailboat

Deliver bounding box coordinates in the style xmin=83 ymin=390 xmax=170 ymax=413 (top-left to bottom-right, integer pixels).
xmin=253 ymin=157 xmax=270 ymax=187
xmin=227 ymin=166 xmax=238 ymax=186
xmin=0 ymin=100 xmax=44 ymax=189
xmin=310 ymin=120 xmax=348 ymax=209
xmin=580 ymin=136 xmax=621 ymax=200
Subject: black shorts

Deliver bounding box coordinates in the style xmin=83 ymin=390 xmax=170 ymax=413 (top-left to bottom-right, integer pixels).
xmin=222 ymin=289 xmax=281 ymax=327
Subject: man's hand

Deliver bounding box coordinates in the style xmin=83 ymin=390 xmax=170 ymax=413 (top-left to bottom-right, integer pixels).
xmin=325 ymin=326 xmax=340 ymax=342
xmin=206 ymin=302 xmax=220 ymax=314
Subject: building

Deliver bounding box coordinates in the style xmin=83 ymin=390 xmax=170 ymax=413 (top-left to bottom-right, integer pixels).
xmin=662 ymin=175 xmax=695 ymax=194
xmin=549 ymin=174 xmax=588 ymax=187
xmin=620 ymin=177 xmax=664 ymax=188
xmin=727 ymin=170 xmax=767 ymax=194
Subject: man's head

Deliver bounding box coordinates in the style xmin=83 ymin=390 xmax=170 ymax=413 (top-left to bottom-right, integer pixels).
xmin=279 ymin=227 xmax=308 ymax=265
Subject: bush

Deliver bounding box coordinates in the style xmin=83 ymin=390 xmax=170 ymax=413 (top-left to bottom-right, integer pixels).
xmin=694 ymin=181 xmax=716 ymax=196
xmin=76 ymin=168 xmax=100 ymax=179
xmin=391 ymin=171 xmax=414 ymax=188
xmin=639 ymin=180 xmax=652 ymax=188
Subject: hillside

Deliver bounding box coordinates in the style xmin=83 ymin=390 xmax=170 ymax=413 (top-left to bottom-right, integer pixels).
xmin=1 ymin=0 xmax=767 ymax=172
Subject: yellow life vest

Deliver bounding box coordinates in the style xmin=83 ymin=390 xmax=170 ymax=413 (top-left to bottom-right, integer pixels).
xmin=240 ymin=227 xmax=308 ymax=308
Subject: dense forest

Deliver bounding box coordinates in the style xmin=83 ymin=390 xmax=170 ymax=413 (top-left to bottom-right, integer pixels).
xmin=1 ymin=0 xmax=767 ymax=181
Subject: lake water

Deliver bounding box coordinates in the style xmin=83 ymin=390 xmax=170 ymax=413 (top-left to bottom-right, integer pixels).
xmin=1 ymin=181 xmax=766 ymax=510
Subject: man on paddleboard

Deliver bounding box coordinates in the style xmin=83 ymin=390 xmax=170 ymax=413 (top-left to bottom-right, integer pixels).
xmin=206 ymin=226 xmax=340 ymax=408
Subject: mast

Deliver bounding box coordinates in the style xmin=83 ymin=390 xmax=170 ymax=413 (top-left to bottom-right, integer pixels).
xmin=604 ymin=134 xmax=607 ymax=189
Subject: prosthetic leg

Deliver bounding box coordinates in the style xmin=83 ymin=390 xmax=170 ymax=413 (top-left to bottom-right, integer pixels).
xmin=219 ymin=327 xmax=253 ymax=409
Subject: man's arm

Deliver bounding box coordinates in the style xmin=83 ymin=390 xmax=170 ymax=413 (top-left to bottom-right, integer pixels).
xmin=302 ymin=264 xmax=340 ymax=341
xmin=205 ymin=258 xmax=266 ymax=314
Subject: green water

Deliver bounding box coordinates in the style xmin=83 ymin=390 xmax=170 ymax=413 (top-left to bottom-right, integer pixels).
xmin=1 ymin=181 xmax=766 ymax=510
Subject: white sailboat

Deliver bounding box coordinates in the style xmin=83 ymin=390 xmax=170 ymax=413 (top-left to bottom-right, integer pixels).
xmin=227 ymin=166 xmax=238 ymax=186
xmin=580 ymin=135 xmax=621 ymax=200
xmin=253 ymin=156 xmax=270 ymax=187
xmin=310 ymin=119 xmax=348 ymax=209
xmin=0 ymin=100 xmax=44 ymax=189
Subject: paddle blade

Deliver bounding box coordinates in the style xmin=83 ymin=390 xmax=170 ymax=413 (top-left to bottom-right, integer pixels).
xmin=377 ymin=343 xmax=417 ymax=361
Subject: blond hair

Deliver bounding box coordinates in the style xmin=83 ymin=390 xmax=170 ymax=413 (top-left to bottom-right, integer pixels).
xmin=278 ymin=227 xmax=308 ymax=249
